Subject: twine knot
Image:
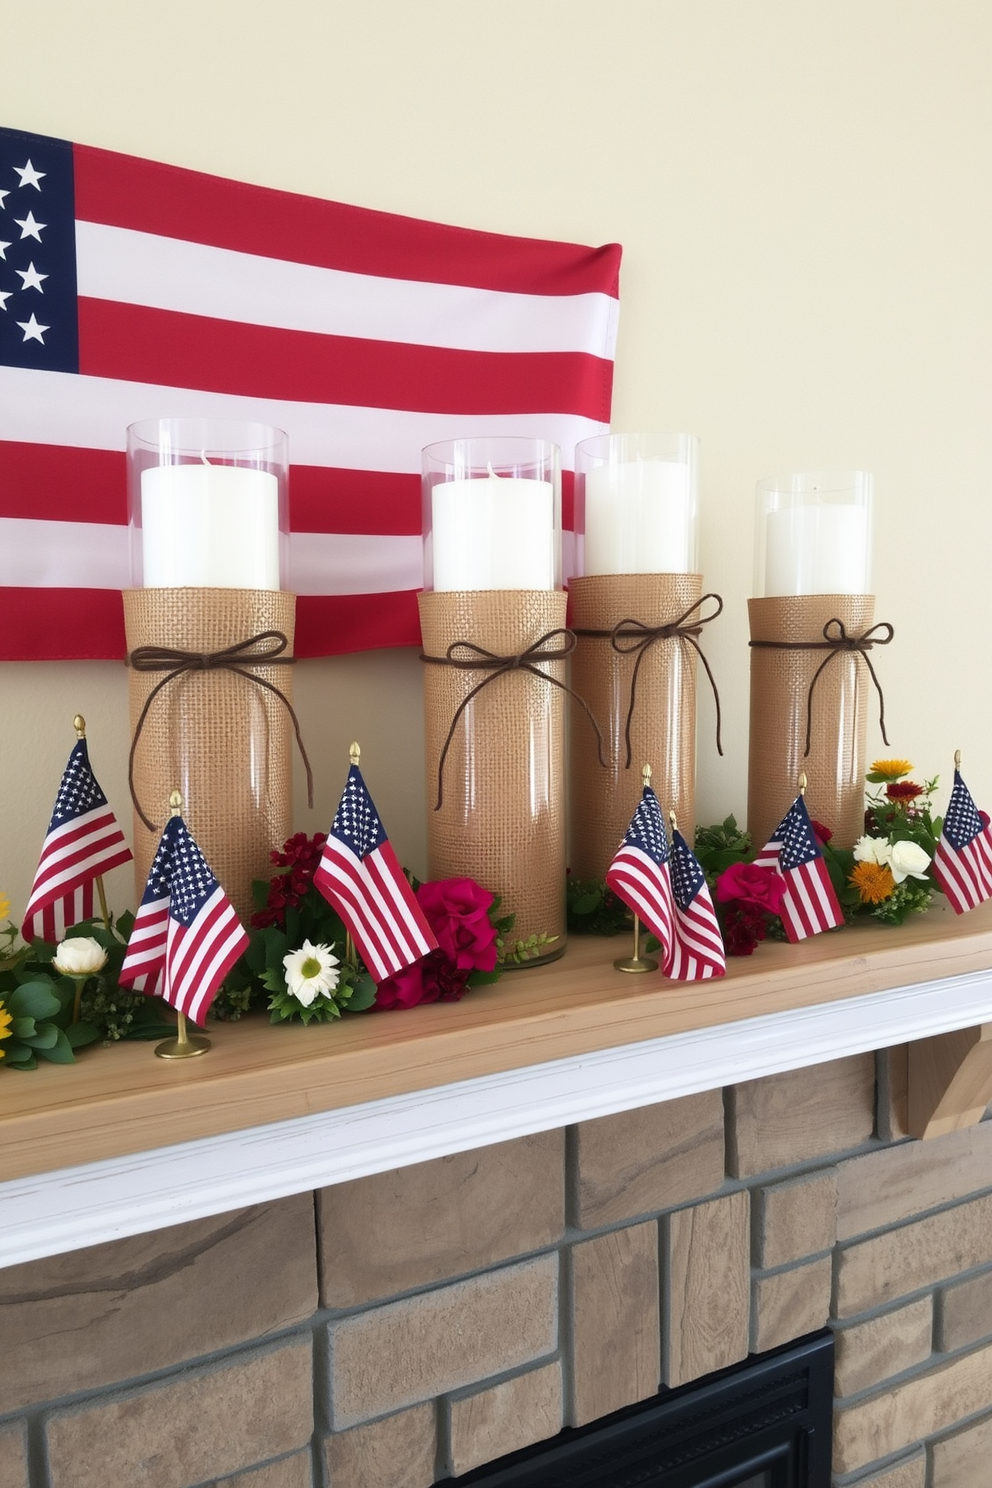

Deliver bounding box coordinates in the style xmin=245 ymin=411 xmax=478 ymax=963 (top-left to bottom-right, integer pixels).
xmin=421 ymin=628 xmax=604 ymax=810
xmin=126 ymin=629 xmax=314 ymax=832
xmin=749 ymin=616 xmax=894 ymax=756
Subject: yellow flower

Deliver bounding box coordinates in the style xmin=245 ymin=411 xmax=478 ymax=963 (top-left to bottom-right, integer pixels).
xmin=850 ymin=861 xmax=896 ymax=904
xmin=870 ymin=759 xmax=913 ymax=781
xmin=0 ymin=1004 xmax=12 ymax=1060
xmin=0 ymin=891 xmax=9 ymax=922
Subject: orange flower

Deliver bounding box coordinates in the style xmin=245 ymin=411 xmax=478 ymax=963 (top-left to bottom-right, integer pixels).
xmin=870 ymin=758 xmax=913 ymax=781
xmin=850 ymin=861 xmax=896 ymax=904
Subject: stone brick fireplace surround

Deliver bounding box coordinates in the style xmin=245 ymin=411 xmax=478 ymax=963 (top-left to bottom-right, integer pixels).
xmin=5 ymin=1046 xmax=992 ymax=1488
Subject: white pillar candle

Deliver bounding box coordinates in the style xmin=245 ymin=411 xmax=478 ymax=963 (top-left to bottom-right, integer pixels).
xmin=141 ymin=463 xmax=280 ymax=588
xmin=583 ymin=459 xmax=692 ymax=574
xmin=431 ymin=470 xmax=555 ymax=590
xmin=764 ymin=503 xmax=869 ymax=596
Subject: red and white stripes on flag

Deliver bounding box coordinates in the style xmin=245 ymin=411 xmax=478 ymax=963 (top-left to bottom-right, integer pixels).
xmin=314 ymin=763 xmax=437 ymax=982
xmin=666 ymin=829 xmax=726 ymax=980
xmin=753 ymin=795 xmax=844 ymax=943
xmin=22 ymin=738 xmax=132 ymax=943
xmin=119 ymin=814 xmax=249 ymax=1025
xmin=0 ymin=125 xmax=621 ymax=662
xmin=932 ymin=769 xmax=992 ymax=914
xmin=604 ymin=785 xmax=675 ymax=956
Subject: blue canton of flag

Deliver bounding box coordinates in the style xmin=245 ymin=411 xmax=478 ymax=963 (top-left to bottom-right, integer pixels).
xmin=22 ymin=737 xmax=131 ymax=943
xmin=119 ymin=813 xmax=249 ymax=1025
xmin=605 ymin=785 xmax=675 ymax=959
xmin=667 ymin=829 xmax=726 ymax=980
xmin=314 ymin=763 xmax=437 ymax=982
xmin=753 ymin=795 xmax=844 ymax=942
xmin=0 ymin=128 xmax=78 ymax=373
xmin=933 ymin=770 xmax=992 ymax=914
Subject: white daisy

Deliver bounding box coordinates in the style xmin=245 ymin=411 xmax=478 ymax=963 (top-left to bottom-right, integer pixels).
xmin=282 ymin=940 xmax=340 ymax=1007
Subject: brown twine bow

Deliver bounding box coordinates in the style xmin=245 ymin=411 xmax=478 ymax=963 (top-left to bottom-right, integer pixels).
xmin=749 ymin=617 xmax=894 ymax=756
xmin=573 ymin=592 xmax=724 ymax=767
xmin=126 ymin=629 xmax=314 ymax=833
xmin=420 ymin=627 xmax=605 ymax=811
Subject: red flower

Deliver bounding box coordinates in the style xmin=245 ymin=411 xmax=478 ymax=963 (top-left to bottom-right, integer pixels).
xmin=810 ymin=819 xmax=833 ymax=845
xmin=375 ymin=960 xmax=428 ymax=1010
xmin=886 ymin=781 xmax=923 ymax=803
xmin=722 ymin=902 xmax=770 ymax=956
xmin=251 ymin=832 xmax=328 ymax=929
xmin=715 ymin=862 xmax=787 ymax=915
xmin=375 ymin=949 xmax=472 ymax=1010
xmin=417 ymin=878 xmax=498 ymax=972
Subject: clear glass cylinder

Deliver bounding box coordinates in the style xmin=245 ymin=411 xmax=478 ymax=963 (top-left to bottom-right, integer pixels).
xmin=127 ymin=417 xmax=289 ymax=589
xmin=422 ymin=437 xmax=561 ymax=592
xmin=754 ymin=470 xmax=872 ymax=597
xmin=574 ymin=432 xmax=699 ymax=576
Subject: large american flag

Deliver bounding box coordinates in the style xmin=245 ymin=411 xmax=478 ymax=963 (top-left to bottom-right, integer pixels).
xmin=605 ymin=785 xmax=675 ymax=955
xmin=118 ymin=813 xmax=249 ymax=1025
xmin=314 ymin=762 xmax=437 ymax=982
xmin=932 ymin=769 xmax=992 ymax=914
xmin=753 ymin=795 xmax=844 ymax=942
xmin=22 ymin=738 xmax=132 ymax=943
xmin=667 ymin=828 xmax=726 ymax=980
xmin=0 ymin=124 xmax=620 ymax=662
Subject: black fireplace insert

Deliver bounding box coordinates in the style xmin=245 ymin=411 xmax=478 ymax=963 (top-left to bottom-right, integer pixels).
xmin=442 ymin=1330 xmax=833 ymax=1487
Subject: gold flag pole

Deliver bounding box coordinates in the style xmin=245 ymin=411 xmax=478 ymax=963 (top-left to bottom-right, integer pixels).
xmin=155 ymin=791 xmax=211 ymax=1061
xmin=614 ymin=763 xmax=660 ymax=975
xmin=73 ymin=714 xmax=112 ymax=932
xmin=343 ymin=740 xmax=361 ymax=966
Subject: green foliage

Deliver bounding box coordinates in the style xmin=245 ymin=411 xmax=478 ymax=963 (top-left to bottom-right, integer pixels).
xmin=693 ymin=816 xmax=754 ymax=880
xmin=566 ymin=877 xmax=629 ymax=936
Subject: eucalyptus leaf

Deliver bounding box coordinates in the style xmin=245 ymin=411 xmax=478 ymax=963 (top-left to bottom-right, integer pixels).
xmin=36 ymin=1028 xmax=76 ymax=1064
xmin=7 ymin=981 xmax=61 ymax=1021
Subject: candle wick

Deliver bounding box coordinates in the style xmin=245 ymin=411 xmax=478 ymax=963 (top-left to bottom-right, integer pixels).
xmin=199 ymin=449 xmax=212 ymax=466
xmin=486 ymin=462 xmax=502 ymax=480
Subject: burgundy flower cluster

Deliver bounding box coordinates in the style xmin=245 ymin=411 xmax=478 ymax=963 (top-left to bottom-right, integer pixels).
xmin=377 ymin=878 xmax=499 ymax=1009
xmin=714 ymin=820 xmax=832 ymax=956
xmin=251 ymin=832 xmax=327 ymax=930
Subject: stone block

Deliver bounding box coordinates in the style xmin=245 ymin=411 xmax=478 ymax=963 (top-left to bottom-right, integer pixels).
xmin=0 ymin=1196 xmax=317 ymax=1414
xmin=665 ymin=1190 xmax=749 ymax=1387
xmin=214 ymin=1452 xmax=313 ymax=1487
xmin=45 ymin=1337 xmax=313 ymax=1488
xmin=729 ymin=1054 xmax=875 ymax=1178
xmin=835 ymin=1193 xmax=992 ymax=1317
xmin=0 ymin=1421 xmax=27 ymax=1488
xmin=833 ymin=1338 xmax=992 ymax=1476
xmin=575 ymin=1089 xmax=725 ymax=1228
xmin=570 ymin=1222 xmax=659 ymax=1426
xmin=449 ymin=1361 xmax=563 ymax=1475
xmin=750 ymin=1256 xmax=832 ymax=1353
xmin=324 ymin=1404 xmax=435 ymax=1488
xmin=319 ymin=1132 xmax=564 ymax=1306
xmin=755 ymin=1169 xmax=837 ymax=1267
xmin=327 ymin=1256 xmax=557 ymax=1428
xmin=836 ymin=1121 xmax=992 ymax=1241
xmin=931 ymin=1412 xmax=992 ymax=1487
xmin=939 ymin=1266 xmax=992 ymax=1351
xmin=876 ymin=1046 xmax=911 ymax=1142
xmin=832 ymin=1297 xmax=933 ymax=1398
xmin=851 ymin=1451 xmax=926 ymax=1488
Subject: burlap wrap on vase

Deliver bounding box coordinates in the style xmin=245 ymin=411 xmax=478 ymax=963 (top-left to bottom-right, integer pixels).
xmin=419 ymin=589 xmax=567 ymax=964
xmin=747 ymin=594 xmax=875 ymax=851
xmin=123 ymin=587 xmax=296 ymax=921
xmin=569 ymin=573 xmax=702 ymax=882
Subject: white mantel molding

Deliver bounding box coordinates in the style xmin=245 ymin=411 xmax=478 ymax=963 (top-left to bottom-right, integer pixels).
xmin=3 ymin=961 xmax=992 ymax=1270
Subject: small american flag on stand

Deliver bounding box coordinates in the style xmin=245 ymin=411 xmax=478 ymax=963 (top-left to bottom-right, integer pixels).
xmin=667 ymin=827 xmax=726 ymax=980
xmin=605 ymin=783 xmax=675 ymax=957
xmin=314 ymin=752 xmax=437 ymax=982
xmin=753 ymin=794 xmax=844 ymax=942
xmin=932 ymin=767 xmax=992 ymax=914
xmin=119 ymin=810 xmax=249 ymax=1026
xmin=22 ymin=733 xmax=132 ymax=943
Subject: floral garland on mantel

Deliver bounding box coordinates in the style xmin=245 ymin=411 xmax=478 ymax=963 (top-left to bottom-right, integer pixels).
xmin=0 ymin=759 xmax=956 ymax=1072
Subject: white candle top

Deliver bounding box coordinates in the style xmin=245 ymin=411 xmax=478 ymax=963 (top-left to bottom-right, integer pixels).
xmin=430 ymin=468 xmax=556 ymax=591
xmin=141 ymin=463 xmax=280 ymax=588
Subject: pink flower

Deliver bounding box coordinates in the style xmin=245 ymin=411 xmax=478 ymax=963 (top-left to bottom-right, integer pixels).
xmin=417 ymin=878 xmax=498 ymax=972
xmin=374 ymin=949 xmax=472 ymax=1010
xmin=715 ymin=862 xmax=787 ymax=915
xmin=375 ymin=961 xmax=428 ymax=1010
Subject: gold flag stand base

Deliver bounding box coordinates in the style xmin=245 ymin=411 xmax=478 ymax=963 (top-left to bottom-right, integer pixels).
xmin=155 ymin=1012 xmax=210 ymax=1060
xmin=614 ymin=915 xmax=658 ymax=975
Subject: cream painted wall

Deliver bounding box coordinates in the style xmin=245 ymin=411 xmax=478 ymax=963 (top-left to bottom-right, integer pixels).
xmin=2 ymin=0 xmax=991 ymax=920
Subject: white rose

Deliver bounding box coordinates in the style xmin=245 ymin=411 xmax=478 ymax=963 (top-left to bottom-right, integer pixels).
xmin=888 ymin=840 xmax=931 ymax=884
xmin=853 ymin=835 xmax=892 ymax=866
xmin=53 ymin=936 xmax=108 ymax=976
xmin=283 ymin=939 xmax=340 ymax=1008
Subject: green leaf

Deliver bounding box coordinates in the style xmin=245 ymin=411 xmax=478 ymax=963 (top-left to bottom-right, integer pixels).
xmin=7 ymin=981 xmax=61 ymax=1021
xmin=252 ymin=876 xmax=271 ymax=911
xmin=36 ymin=1027 xmax=76 ymax=1064
xmin=66 ymin=1021 xmax=101 ymax=1049
xmin=345 ymin=974 xmax=377 ymax=1011
xmin=25 ymin=1024 xmax=59 ymax=1050
xmin=9 ymin=1017 xmax=37 ymax=1039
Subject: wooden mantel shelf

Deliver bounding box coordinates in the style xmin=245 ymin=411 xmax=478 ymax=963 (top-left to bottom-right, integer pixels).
xmin=3 ymin=898 xmax=992 ymax=1269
